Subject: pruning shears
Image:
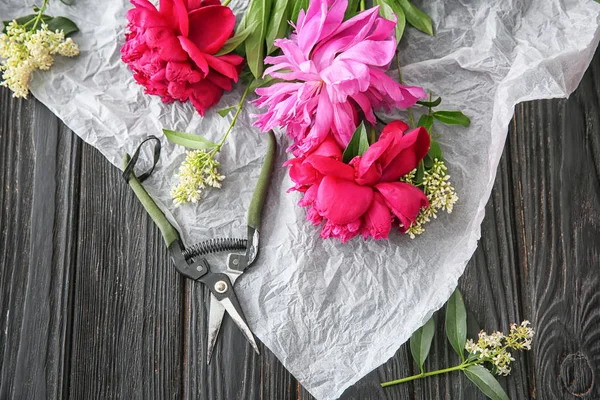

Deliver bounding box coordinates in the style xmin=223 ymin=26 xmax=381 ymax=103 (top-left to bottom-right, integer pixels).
xmin=122 ymin=131 xmax=276 ymax=364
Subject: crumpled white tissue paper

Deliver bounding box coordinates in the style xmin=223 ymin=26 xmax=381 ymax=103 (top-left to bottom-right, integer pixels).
xmin=2 ymin=0 xmax=599 ymax=398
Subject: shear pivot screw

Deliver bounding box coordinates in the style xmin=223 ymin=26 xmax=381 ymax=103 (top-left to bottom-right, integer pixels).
xmin=232 ymin=258 xmax=239 ymax=266
xmin=214 ymin=280 xmax=228 ymax=294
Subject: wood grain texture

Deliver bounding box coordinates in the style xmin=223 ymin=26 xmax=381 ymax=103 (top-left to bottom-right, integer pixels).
xmin=0 ymin=90 xmax=79 ymax=399
xmin=0 ymin=47 xmax=598 ymax=400
xmin=67 ymin=144 xmax=184 ymax=400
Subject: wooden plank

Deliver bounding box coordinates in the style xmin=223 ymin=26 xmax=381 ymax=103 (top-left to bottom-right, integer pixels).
xmin=0 ymin=89 xmax=80 ymax=399
xmin=511 ymin=50 xmax=600 ymax=398
xmin=66 ymin=142 xmax=185 ymax=399
xmin=1 ymin=47 xmax=598 ymax=400
xmin=376 ymin=49 xmax=600 ymax=399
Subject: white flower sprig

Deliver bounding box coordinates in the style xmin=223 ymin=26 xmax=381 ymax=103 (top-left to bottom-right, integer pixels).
xmin=466 ymin=320 xmax=535 ymax=376
xmin=171 ymin=150 xmax=225 ymax=206
xmin=0 ymin=2 xmax=79 ymax=98
xmin=401 ymin=158 xmax=459 ymax=238
xmin=382 ymin=290 xmax=533 ymax=399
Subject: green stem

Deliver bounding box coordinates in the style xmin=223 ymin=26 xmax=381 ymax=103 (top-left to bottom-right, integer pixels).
xmin=360 ymin=0 xmax=366 ymax=11
xmin=222 ymin=0 xmax=232 ymax=6
xmin=212 ymin=80 xmax=253 ymax=154
xmin=428 ymin=91 xmax=433 ymax=115
xmin=395 ymin=51 xmax=416 ymax=127
xmin=381 ymin=362 xmax=476 ymax=388
xmin=31 ymin=0 xmax=49 ymax=31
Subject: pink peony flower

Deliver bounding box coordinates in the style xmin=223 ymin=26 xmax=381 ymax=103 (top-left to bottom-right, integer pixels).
xmin=287 ymin=121 xmax=430 ymax=242
xmin=121 ymin=0 xmax=244 ymax=115
xmin=253 ymin=0 xmax=426 ymax=156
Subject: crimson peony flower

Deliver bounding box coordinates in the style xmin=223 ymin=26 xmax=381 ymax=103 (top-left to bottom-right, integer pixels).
xmin=286 ymin=121 xmax=430 ymax=242
xmin=253 ymin=0 xmax=426 ymax=156
xmin=121 ymin=0 xmax=244 ymax=115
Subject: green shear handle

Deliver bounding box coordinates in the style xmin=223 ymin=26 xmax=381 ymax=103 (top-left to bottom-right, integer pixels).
xmin=248 ymin=130 xmax=276 ymax=232
xmin=122 ymin=130 xmax=276 ymax=250
xmin=123 ymin=153 xmax=179 ymax=247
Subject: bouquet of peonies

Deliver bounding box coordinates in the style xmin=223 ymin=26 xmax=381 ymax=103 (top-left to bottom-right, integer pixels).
xmin=120 ymin=0 xmax=468 ymax=242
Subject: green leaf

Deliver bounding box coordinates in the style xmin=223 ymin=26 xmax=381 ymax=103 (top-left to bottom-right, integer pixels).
xmin=3 ymin=14 xmax=78 ymax=36
xmin=3 ymin=14 xmax=49 ymax=33
xmin=464 ymin=365 xmax=510 ymax=400
xmin=215 ymin=20 xmax=258 ymax=56
xmin=342 ymin=122 xmax=370 ymax=163
xmin=410 ymin=317 xmax=435 ymax=372
xmin=427 ymin=140 xmax=442 ymax=162
xmin=467 ymin=310 xmax=481 ymax=341
xmin=376 ymin=0 xmax=406 ymax=44
xmin=423 ymin=154 xmax=433 ymax=169
xmin=417 ymin=97 xmax=442 ymax=108
xmin=445 ymin=289 xmax=467 ymax=360
xmin=417 ymin=114 xmax=434 ymax=132
xmin=433 ymin=111 xmax=471 ymax=127
xmin=46 ymin=16 xmax=79 ymax=36
xmin=60 ymin=0 xmax=75 ymax=5
xmin=291 ymin=0 xmax=309 ymax=24
xmin=217 ymin=106 xmax=236 ymax=117
xmin=244 ymin=0 xmax=273 ymax=79
xmin=265 ymin=0 xmax=292 ymax=55
xmin=344 ymin=0 xmax=361 ymax=19
xmin=163 ymin=129 xmax=217 ymax=150
xmin=397 ymin=0 xmax=433 ymax=36
xmin=248 ymin=74 xmax=284 ymax=91
xmin=414 ymin=162 xmax=425 ymax=186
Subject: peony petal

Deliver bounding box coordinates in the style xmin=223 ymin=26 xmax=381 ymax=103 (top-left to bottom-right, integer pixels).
xmin=172 ymin=0 xmax=189 ymax=36
xmin=376 ymin=182 xmax=428 ymax=231
xmin=351 ymin=155 xmax=382 ymax=186
xmin=178 ymin=36 xmax=209 ymax=75
xmin=158 ymin=0 xmax=176 ymax=29
xmin=305 ymin=155 xmax=355 ymax=181
xmin=330 ymin=100 xmax=358 ymax=148
xmin=206 ymin=70 xmax=233 ymax=91
xmin=298 ymin=92 xmax=334 ymax=154
xmin=365 ymin=12 xmax=396 ymax=41
xmin=184 ymin=0 xmax=205 ymax=11
xmin=167 ymin=80 xmax=191 ymax=101
xmin=312 ymin=4 xmax=380 ymax=68
xmin=316 ymin=176 xmax=374 ymax=224
xmin=320 ymin=219 xmax=362 ymax=242
xmin=203 ymin=53 xmax=242 ymax=81
xmin=166 ymin=61 xmax=202 ymax=82
xmin=288 ymin=158 xmax=320 ymax=187
xmin=380 ymin=126 xmax=430 ymax=181
xmin=189 ymin=79 xmax=222 ymax=115
xmin=127 ymin=7 xmax=169 ymax=29
xmin=298 ymin=183 xmax=319 ymax=206
xmin=134 ymin=0 xmax=157 ymax=10
xmin=337 ymin=39 xmax=396 ymax=67
xmin=362 ymin=192 xmax=392 ymax=240
xmin=311 ymin=136 xmax=344 ymax=160
xmin=382 ymin=120 xmax=409 ymax=135
xmin=298 ymin=0 xmax=328 ymax=53
xmin=355 ymin=133 xmax=395 ymax=185
xmin=188 ymin=5 xmax=236 ymax=54
xmin=350 ymin=92 xmax=376 ymax=124
xmin=368 ymin=70 xmax=426 ymax=108
xmin=321 ymin=59 xmax=369 ymax=102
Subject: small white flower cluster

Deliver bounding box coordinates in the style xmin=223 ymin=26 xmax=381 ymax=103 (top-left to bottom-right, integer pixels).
xmin=0 ymin=21 xmax=79 ymax=98
xmin=171 ymin=150 xmax=225 ymax=206
xmin=401 ymin=158 xmax=459 ymax=238
xmin=465 ymin=320 xmax=535 ymax=376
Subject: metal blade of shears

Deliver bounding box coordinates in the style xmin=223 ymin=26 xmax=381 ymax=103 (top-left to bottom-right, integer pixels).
xmin=206 ymin=294 xmax=225 ymax=364
xmin=220 ymin=297 xmax=260 ymax=355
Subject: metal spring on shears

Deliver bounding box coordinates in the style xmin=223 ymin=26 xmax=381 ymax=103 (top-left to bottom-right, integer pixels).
xmin=183 ymin=238 xmax=247 ymax=260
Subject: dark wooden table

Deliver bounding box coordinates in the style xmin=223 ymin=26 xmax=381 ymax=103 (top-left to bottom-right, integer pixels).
xmin=1 ymin=48 xmax=598 ymax=400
